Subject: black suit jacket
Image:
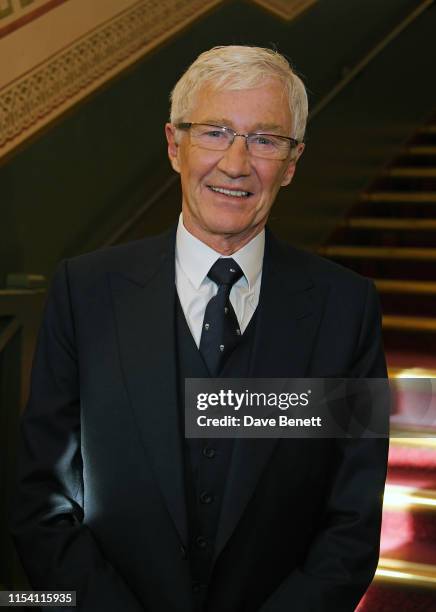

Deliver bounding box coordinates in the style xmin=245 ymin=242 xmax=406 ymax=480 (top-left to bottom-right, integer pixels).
xmin=11 ymin=227 xmax=388 ymax=612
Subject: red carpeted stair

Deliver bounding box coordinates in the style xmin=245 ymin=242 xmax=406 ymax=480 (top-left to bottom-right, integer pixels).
xmin=320 ymin=117 xmax=436 ymax=609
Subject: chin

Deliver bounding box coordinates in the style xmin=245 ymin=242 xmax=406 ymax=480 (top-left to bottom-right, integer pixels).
xmin=204 ymin=209 xmax=255 ymax=233
xmin=205 ymin=218 xmax=253 ymax=237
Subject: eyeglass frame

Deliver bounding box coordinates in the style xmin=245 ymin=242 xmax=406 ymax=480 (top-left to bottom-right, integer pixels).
xmin=175 ymin=122 xmax=301 ymax=160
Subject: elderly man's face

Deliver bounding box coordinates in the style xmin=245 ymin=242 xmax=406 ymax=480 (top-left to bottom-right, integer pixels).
xmin=165 ymin=79 xmax=304 ymax=248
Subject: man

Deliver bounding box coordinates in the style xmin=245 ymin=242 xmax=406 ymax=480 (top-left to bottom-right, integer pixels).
xmin=11 ymin=46 xmax=388 ymax=611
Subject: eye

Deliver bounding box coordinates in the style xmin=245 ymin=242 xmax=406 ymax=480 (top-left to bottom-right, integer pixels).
xmin=252 ymin=135 xmax=275 ymax=146
xmin=204 ymin=129 xmax=226 ymax=139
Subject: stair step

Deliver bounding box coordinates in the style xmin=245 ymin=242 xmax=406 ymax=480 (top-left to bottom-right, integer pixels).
xmin=357 ymin=583 xmax=436 ymax=611
xmin=389 ymin=424 xmax=436 ymax=437
xmin=390 ymin=438 xmax=436 ymax=449
xmin=386 ymin=350 xmax=436 ymax=377
xmin=382 ymin=483 xmax=436 ymax=540
xmin=385 ymin=168 xmax=436 ymax=178
xmin=382 ymin=503 xmax=436 ymax=555
xmin=388 ymin=442 xmax=436 ymax=471
xmin=320 ymin=245 xmax=436 ymax=260
xmin=406 ymin=146 xmax=436 ymax=155
xmin=419 ymin=126 xmax=436 ymax=134
xmin=383 ymin=315 xmax=436 ymax=332
xmin=387 ymin=466 xmax=436 ymax=490
xmin=389 ymin=377 xmax=436 ymax=432
xmin=380 ymin=292 xmax=436 ymax=317
xmin=347 ymin=218 xmax=436 ymax=230
xmin=361 ymin=192 xmax=436 ymax=203
xmin=376 ymin=279 xmax=436 ymax=294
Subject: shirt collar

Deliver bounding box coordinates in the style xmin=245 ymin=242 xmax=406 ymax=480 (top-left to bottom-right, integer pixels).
xmin=176 ymin=214 xmax=264 ymax=290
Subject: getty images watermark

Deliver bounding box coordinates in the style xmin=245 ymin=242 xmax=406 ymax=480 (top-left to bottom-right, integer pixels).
xmin=185 ymin=378 xmax=436 ymax=438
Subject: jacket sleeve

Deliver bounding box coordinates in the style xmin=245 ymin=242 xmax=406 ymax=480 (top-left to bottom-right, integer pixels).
xmin=258 ymin=280 xmax=389 ymax=612
xmin=9 ymin=260 xmax=144 ymax=612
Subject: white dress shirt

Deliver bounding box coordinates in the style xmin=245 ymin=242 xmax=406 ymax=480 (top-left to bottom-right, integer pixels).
xmin=175 ymin=215 xmax=264 ymax=348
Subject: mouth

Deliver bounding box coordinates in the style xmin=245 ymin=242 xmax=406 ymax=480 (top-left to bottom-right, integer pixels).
xmin=207 ymin=185 xmax=253 ymax=198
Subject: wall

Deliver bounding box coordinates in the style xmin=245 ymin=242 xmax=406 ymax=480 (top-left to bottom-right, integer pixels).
xmin=0 ymin=0 xmax=428 ymax=283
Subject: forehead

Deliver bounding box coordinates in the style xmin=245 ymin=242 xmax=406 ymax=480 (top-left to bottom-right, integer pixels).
xmin=189 ymin=79 xmax=292 ymax=133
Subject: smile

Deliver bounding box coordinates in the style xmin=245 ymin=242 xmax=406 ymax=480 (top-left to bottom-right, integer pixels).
xmin=208 ymin=185 xmax=252 ymax=198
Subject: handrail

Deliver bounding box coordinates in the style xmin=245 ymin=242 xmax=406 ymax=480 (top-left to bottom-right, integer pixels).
xmin=0 ymin=289 xmax=46 ymax=410
xmin=309 ymin=0 xmax=434 ymax=121
xmin=0 ymin=318 xmax=20 ymax=353
xmin=102 ymin=173 xmax=179 ymax=247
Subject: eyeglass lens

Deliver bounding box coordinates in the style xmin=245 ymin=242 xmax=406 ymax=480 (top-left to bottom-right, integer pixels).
xmin=190 ymin=124 xmax=291 ymax=159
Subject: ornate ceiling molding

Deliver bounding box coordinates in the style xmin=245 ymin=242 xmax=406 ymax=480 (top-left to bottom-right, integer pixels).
xmin=0 ymin=0 xmax=223 ymax=158
xmin=0 ymin=0 xmax=70 ymax=40
xmin=0 ymin=0 xmax=317 ymax=159
xmin=250 ymin=0 xmax=317 ymax=21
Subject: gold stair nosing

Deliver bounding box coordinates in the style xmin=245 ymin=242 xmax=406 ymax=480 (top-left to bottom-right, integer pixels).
xmin=390 ymin=426 xmax=436 ymax=437
xmin=361 ymin=192 xmax=436 ymax=203
xmin=386 ymin=168 xmax=436 ymax=178
xmin=388 ymin=367 xmax=436 ymax=378
xmin=383 ymin=315 xmax=436 ymax=332
xmin=389 ymin=435 xmax=436 ymax=448
xmin=320 ymin=245 xmax=436 ymax=260
xmin=347 ymin=218 xmax=436 ymax=230
xmin=376 ymin=558 xmax=436 ymax=588
xmin=383 ymin=484 xmax=436 ymax=512
xmin=375 ymin=279 xmax=436 ymax=294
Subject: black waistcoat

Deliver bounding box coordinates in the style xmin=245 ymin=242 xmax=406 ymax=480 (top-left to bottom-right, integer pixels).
xmin=175 ymin=297 xmax=257 ymax=608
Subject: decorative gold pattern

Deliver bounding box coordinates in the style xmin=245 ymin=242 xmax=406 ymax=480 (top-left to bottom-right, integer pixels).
xmin=0 ymin=0 xmax=13 ymax=19
xmin=0 ymin=0 xmax=223 ymax=155
xmin=251 ymin=0 xmax=317 ymax=21
xmin=0 ymin=0 xmax=318 ymax=156
xmin=0 ymin=0 xmax=45 ymax=22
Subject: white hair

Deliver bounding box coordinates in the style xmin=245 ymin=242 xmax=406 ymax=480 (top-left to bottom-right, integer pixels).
xmin=169 ymin=45 xmax=308 ymax=141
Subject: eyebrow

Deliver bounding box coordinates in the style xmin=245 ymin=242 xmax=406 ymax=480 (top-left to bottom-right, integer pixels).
xmin=200 ymin=118 xmax=285 ymax=133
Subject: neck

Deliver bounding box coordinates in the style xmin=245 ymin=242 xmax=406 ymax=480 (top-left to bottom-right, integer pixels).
xmin=182 ymin=218 xmax=264 ymax=255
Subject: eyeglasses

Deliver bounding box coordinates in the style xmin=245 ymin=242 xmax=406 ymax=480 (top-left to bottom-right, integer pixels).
xmin=176 ymin=122 xmax=299 ymax=161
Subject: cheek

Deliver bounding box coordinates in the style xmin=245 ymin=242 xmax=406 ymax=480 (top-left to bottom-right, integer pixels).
xmin=183 ymin=156 xmax=212 ymax=184
xmin=261 ymin=169 xmax=286 ymax=193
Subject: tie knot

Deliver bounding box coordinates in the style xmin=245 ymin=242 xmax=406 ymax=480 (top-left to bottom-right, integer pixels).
xmin=207 ymin=258 xmax=243 ymax=287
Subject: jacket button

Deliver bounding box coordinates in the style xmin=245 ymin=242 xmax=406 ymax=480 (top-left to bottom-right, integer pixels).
xmin=195 ymin=535 xmax=208 ymax=549
xmin=203 ymin=446 xmax=216 ymax=458
xmin=200 ymin=491 xmax=214 ymax=504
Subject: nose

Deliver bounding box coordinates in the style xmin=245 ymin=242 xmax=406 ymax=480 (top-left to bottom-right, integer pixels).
xmin=216 ymin=134 xmax=251 ymax=178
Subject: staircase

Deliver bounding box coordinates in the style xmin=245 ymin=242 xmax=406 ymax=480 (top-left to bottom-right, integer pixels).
xmin=319 ymin=117 xmax=436 ymax=609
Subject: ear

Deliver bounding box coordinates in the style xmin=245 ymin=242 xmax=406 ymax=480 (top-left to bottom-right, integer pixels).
xmin=165 ymin=123 xmax=181 ymax=173
xmin=280 ymin=142 xmax=305 ymax=187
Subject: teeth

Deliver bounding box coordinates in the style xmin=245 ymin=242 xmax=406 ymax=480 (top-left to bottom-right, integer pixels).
xmin=209 ymin=186 xmax=250 ymax=197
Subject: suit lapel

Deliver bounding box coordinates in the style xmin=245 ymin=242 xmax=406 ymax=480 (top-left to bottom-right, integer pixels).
xmin=110 ymin=228 xmax=188 ymax=547
xmin=108 ymin=226 xmax=328 ymax=559
xmin=214 ymin=230 xmax=328 ymax=561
